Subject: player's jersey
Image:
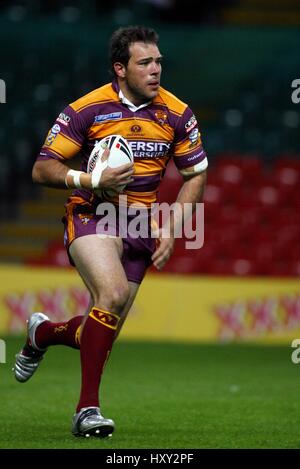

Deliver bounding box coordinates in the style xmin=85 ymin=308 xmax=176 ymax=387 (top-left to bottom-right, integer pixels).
xmin=37 ymin=79 xmax=208 ymax=207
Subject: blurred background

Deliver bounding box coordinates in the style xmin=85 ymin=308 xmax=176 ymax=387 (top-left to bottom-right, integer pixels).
xmin=0 ymin=0 xmax=300 ymax=342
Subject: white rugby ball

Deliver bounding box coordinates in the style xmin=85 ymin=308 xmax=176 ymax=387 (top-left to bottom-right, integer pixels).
xmin=87 ymin=134 xmax=133 ymax=197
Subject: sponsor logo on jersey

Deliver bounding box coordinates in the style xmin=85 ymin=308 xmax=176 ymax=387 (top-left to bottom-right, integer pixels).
xmin=187 ymin=150 xmax=204 ymax=162
xmin=57 ymin=112 xmax=71 ymax=126
xmin=185 ymin=115 xmax=197 ymax=133
xmin=94 ymin=112 xmax=122 ymax=123
xmin=188 ymin=128 xmax=199 ymax=147
xmin=129 ymin=140 xmax=171 ymax=158
xmin=155 ymin=110 xmax=168 ymax=125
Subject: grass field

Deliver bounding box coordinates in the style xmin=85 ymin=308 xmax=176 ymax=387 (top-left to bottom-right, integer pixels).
xmin=1 ymin=337 xmax=300 ymax=449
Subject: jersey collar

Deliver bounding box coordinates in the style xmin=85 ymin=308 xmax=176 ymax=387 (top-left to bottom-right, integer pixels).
xmin=118 ymin=89 xmax=151 ymax=112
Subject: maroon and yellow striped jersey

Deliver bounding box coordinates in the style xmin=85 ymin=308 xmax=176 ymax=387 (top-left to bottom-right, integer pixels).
xmin=37 ymin=79 xmax=208 ymax=207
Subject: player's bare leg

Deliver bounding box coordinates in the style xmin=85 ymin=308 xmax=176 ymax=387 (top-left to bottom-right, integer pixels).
xmin=13 ymin=277 xmax=137 ymax=384
xmin=114 ymin=281 xmax=140 ymax=340
xmin=69 ymin=234 xmax=130 ymax=438
xmin=13 ymin=298 xmax=93 ymax=383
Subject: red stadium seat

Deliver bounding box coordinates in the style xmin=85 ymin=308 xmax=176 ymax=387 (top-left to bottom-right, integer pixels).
xmin=264 ymin=260 xmax=294 ymax=277
xmin=216 ymin=164 xmax=243 ymax=186
xmin=214 ymin=152 xmax=244 ymax=164
xmin=274 ymin=166 xmax=299 ymax=188
xmin=231 ymin=258 xmax=257 ymax=276
xmin=274 ymin=155 xmax=300 ymax=172
xmin=240 ymin=156 xmax=263 ymax=180
xmin=215 ymin=154 xmax=263 ymax=180
xmin=45 ymin=241 xmax=69 ymax=266
xmin=164 ymin=254 xmax=199 ymax=274
xmin=204 ymin=259 xmax=233 ymax=275
xmin=217 ymin=206 xmax=241 ymax=225
xmin=290 ymin=261 xmax=300 ymax=277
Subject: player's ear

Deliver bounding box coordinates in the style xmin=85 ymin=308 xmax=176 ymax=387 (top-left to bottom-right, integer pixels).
xmin=113 ymin=62 xmax=126 ymax=78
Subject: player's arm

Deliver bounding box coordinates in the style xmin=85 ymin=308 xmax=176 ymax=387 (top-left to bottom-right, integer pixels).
xmin=176 ymin=168 xmax=207 ymax=207
xmin=33 ymin=105 xmax=134 ymax=190
xmin=32 ymin=156 xmax=134 ymax=190
xmin=152 ymin=106 xmax=208 ymax=270
xmin=151 ymin=170 xmax=207 ymax=270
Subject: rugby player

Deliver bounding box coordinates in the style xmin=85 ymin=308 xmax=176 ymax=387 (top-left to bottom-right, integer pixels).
xmin=14 ymin=25 xmax=207 ymax=438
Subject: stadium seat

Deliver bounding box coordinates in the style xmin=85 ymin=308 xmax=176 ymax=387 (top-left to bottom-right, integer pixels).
xmin=44 ymin=241 xmax=69 ymax=267
xmin=274 ymin=155 xmax=300 ymax=172
xmin=231 ymin=258 xmax=257 ymax=276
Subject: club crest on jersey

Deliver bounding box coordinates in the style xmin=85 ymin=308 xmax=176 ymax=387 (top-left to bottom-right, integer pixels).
xmin=130 ymin=124 xmax=142 ymax=133
xmin=155 ymin=110 xmax=167 ymax=125
xmin=188 ymin=128 xmax=199 ymax=147
xmin=78 ymin=214 xmax=93 ymax=225
xmin=44 ymin=124 xmax=61 ymax=146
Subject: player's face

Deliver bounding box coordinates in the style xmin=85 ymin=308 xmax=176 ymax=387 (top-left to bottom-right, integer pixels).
xmin=121 ymin=42 xmax=162 ymax=105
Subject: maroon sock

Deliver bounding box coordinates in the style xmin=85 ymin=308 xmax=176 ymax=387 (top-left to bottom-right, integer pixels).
xmin=34 ymin=315 xmax=84 ymax=350
xmin=76 ymin=307 xmax=119 ymax=412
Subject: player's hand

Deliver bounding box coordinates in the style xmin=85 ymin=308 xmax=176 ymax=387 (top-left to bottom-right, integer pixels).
xmin=100 ymin=163 xmax=134 ymax=190
xmin=151 ymin=228 xmax=175 ymax=270
xmin=93 ymin=147 xmax=135 ymax=190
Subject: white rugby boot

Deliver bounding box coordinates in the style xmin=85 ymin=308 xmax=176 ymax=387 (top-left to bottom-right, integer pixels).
xmin=13 ymin=312 xmax=49 ymax=383
xmin=72 ymin=407 xmax=115 ymax=438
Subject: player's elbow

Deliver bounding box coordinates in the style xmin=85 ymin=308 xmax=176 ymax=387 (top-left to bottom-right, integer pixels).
xmin=32 ymin=161 xmax=45 ymax=185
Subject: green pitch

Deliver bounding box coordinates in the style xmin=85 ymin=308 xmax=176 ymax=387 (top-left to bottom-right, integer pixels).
xmin=1 ymin=337 xmax=300 ymax=449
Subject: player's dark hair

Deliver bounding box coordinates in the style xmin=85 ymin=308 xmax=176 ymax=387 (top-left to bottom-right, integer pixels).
xmin=109 ymin=25 xmax=159 ymax=77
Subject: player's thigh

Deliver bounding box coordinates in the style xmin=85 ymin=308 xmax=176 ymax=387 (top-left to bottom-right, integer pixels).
xmin=69 ymin=234 xmax=130 ymax=310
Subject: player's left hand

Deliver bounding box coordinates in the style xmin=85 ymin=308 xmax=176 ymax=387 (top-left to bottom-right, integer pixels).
xmin=151 ymin=228 xmax=175 ymax=270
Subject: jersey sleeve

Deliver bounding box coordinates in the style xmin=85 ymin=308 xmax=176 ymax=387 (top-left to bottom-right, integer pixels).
xmin=36 ymin=105 xmax=87 ymax=162
xmin=172 ymin=106 xmax=208 ymax=172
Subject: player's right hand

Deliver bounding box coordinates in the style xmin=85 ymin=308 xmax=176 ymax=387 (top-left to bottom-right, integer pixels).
xmin=89 ymin=147 xmax=134 ymax=191
xmin=99 ymin=162 xmax=135 ymax=190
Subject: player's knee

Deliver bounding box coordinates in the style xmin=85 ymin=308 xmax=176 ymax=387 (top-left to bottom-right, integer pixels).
xmin=95 ymin=283 xmax=130 ymax=313
xmin=111 ymin=286 xmax=130 ymax=312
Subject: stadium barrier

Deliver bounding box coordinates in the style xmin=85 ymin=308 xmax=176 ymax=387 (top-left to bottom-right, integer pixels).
xmin=0 ymin=264 xmax=300 ymax=343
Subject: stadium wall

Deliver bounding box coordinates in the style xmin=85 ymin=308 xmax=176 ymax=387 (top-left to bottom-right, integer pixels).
xmin=1 ymin=19 xmax=300 ymax=106
xmin=1 ymin=265 xmax=299 ymax=344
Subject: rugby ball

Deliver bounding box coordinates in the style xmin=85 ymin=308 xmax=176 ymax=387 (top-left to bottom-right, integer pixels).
xmin=87 ymin=134 xmax=133 ymax=197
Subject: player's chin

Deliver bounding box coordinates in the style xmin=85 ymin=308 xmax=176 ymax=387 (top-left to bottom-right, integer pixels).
xmin=146 ymin=87 xmax=159 ymax=99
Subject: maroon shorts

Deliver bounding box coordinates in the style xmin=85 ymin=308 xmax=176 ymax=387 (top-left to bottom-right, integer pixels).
xmin=63 ymin=196 xmax=156 ymax=284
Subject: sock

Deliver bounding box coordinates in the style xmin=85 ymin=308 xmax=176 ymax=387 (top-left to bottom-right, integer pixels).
xmin=34 ymin=315 xmax=84 ymax=350
xmin=76 ymin=307 xmax=119 ymax=412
